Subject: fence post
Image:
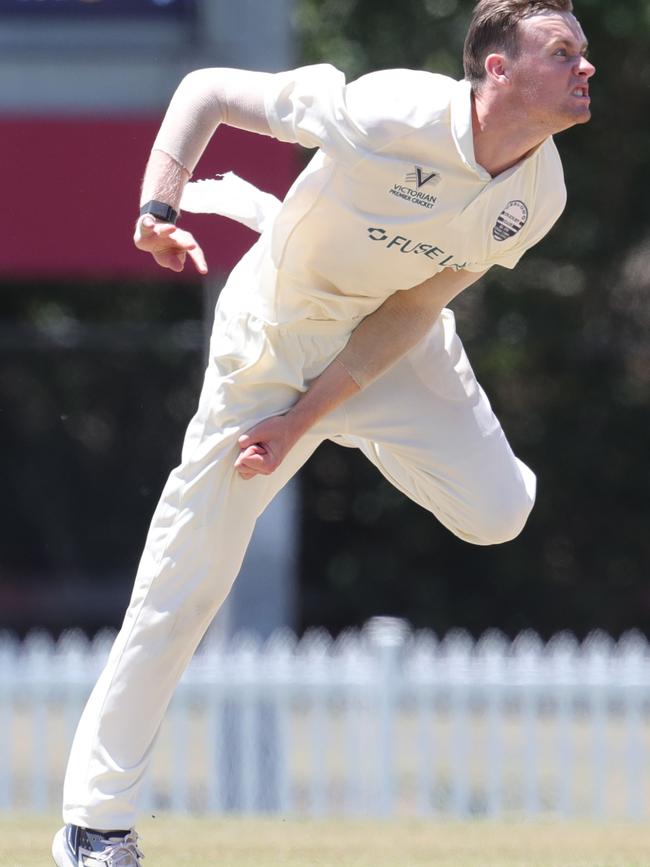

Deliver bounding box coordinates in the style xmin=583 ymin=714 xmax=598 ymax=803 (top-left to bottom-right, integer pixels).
xmin=443 ymin=630 xmax=473 ymax=818
xmin=548 ymin=632 xmax=578 ymax=818
xmin=513 ymin=632 xmax=544 ymax=819
xmin=336 ymin=629 xmax=366 ymax=816
xmin=23 ymin=631 xmax=56 ymax=812
xmin=584 ymin=631 xmax=613 ymax=820
xmin=299 ymin=629 xmax=332 ymax=817
xmin=409 ymin=630 xmax=438 ymax=817
xmin=264 ymin=628 xmax=296 ymax=815
xmin=366 ymin=618 xmax=408 ymax=818
xmin=619 ymin=631 xmax=647 ymax=821
xmin=477 ymin=630 xmax=508 ymax=819
xmin=0 ymin=632 xmax=17 ymax=811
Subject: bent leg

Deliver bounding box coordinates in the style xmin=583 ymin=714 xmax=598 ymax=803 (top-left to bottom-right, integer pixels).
xmin=331 ymin=309 xmax=536 ymax=545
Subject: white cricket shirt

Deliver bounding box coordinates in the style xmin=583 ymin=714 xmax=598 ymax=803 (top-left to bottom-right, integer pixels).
xmin=240 ymin=64 xmax=567 ymax=324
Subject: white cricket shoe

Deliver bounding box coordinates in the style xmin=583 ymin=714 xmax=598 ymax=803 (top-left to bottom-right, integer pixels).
xmin=52 ymin=824 xmax=144 ymax=867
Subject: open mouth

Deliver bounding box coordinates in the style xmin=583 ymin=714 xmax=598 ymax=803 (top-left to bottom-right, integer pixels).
xmin=571 ymin=86 xmax=590 ymax=99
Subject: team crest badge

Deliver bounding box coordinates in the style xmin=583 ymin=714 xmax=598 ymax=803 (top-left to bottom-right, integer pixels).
xmin=493 ymin=200 xmax=528 ymax=241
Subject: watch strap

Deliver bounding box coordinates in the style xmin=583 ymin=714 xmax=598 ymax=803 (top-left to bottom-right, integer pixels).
xmin=139 ymin=200 xmax=178 ymax=225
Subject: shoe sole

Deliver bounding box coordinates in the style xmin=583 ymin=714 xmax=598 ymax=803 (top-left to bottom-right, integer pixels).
xmin=52 ymin=827 xmax=77 ymax=867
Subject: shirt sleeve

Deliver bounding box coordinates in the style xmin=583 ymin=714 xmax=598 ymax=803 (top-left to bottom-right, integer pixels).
xmin=264 ymin=64 xmax=452 ymax=167
xmin=489 ymin=192 xmax=567 ymax=270
xmin=264 ymin=64 xmax=362 ymax=164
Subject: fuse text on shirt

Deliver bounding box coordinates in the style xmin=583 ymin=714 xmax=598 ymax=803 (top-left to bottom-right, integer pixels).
xmin=367 ymin=227 xmax=468 ymax=270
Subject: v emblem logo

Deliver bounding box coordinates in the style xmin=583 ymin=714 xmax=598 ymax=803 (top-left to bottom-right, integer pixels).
xmin=405 ymin=166 xmax=441 ymax=189
xmin=415 ymin=167 xmax=439 ymax=188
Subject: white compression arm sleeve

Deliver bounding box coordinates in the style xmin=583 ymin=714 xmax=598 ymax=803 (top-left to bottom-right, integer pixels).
xmin=152 ymin=68 xmax=275 ymax=174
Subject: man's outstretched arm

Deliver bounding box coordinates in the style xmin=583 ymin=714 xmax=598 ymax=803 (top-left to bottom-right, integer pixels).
xmin=235 ymin=267 xmax=486 ymax=479
xmin=134 ymin=68 xmax=275 ymax=272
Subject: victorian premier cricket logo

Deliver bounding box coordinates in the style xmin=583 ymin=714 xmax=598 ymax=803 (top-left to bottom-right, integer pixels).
xmin=389 ymin=165 xmax=441 ymax=210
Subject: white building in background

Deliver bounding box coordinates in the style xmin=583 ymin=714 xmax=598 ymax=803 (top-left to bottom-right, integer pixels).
xmin=0 ymin=1 xmax=294 ymax=113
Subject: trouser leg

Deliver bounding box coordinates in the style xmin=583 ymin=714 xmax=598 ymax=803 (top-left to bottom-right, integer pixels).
xmin=332 ymin=309 xmax=536 ymax=545
xmin=61 ymin=310 xmax=331 ymax=830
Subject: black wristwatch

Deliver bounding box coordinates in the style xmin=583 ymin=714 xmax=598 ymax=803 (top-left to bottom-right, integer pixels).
xmin=139 ymin=200 xmax=178 ymax=225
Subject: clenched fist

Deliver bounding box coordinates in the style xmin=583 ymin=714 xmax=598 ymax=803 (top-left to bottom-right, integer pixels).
xmin=234 ymin=414 xmax=300 ymax=480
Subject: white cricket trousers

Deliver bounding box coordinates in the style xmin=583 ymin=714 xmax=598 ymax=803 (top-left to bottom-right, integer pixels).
xmin=62 ymin=295 xmax=535 ymax=830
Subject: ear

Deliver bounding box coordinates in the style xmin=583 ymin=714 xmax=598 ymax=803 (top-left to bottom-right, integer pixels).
xmin=484 ymin=52 xmax=510 ymax=85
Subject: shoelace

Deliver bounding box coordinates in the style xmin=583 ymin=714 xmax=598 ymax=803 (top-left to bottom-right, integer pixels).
xmin=83 ymin=831 xmax=144 ymax=867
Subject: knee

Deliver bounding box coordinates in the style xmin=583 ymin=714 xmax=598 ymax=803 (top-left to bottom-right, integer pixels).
xmin=470 ymin=491 xmax=534 ymax=545
xmin=449 ymin=463 xmax=537 ymax=546
xmin=468 ymin=472 xmax=536 ymax=545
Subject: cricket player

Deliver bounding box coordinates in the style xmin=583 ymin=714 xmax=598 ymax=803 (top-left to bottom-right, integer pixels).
xmin=53 ymin=1 xmax=594 ymax=863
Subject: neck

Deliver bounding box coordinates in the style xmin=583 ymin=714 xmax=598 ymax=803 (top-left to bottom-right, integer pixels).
xmin=471 ymin=88 xmax=548 ymax=177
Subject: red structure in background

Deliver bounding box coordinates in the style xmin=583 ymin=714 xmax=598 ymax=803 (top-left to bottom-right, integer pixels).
xmin=1 ymin=118 xmax=297 ymax=279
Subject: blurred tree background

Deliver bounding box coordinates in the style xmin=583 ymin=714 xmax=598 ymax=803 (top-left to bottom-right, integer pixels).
xmin=2 ymin=0 xmax=649 ymax=638
xmin=0 ymin=280 xmax=204 ymax=634
xmin=296 ymin=0 xmax=650 ymax=638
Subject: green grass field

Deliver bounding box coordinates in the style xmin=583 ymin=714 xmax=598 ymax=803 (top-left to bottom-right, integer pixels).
xmin=2 ymin=816 xmax=650 ymax=867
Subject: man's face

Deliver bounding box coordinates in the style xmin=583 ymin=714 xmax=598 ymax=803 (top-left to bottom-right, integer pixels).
xmin=507 ymin=11 xmax=595 ymax=133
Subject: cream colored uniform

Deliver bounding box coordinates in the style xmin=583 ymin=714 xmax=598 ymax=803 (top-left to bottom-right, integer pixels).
xmin=63 ymin=66 xmax=566 ymax=829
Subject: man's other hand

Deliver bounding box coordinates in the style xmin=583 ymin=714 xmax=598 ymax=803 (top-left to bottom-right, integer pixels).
xmin=234 ymin=415 xmax=298 ymax=480
xmin=134 ymin=215 xmax=208 ymax=274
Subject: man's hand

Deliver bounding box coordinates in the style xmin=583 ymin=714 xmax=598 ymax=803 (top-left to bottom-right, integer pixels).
xmin=134 ymin=215 xmax=208 ymax=274
xmin=234 ymin=359 xmax=361 ymax=481
xmin=234 ymin=414 xmax=299 ymax=480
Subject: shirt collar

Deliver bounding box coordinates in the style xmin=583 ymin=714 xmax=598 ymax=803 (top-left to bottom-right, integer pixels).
xmin=451 ymin=77 xmax=553 ymax=180
xmin=450 ymin=78 xmax=492 ymax=181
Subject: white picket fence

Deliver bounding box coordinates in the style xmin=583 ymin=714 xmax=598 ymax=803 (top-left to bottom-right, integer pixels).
xmin=1 ymin=617 xmax=650 ymax=819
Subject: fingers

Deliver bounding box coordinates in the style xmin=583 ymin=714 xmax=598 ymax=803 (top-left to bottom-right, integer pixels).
xmin=135 ymin=217 xmax=208 ymax=273
xmin=234 ymin=443 xmax=267 ymax=470
xmin=237 ymin=468 xmax=256 ymax=481
xmin=135 ymin=219 xmax=173 ymax=251
xmin=188 ymin=242 xmax=208 ymax=275
xmin=236 ymin=436 xmax=267 ymax=451
xmin=139 ymin=215 xmax=157 ymax=232
xmin=236 ymin=459 xmax=263 ymax=480
xmin=235 ymin=418 xmax=292 ymax=479
xmin=137 ymin=216 xmax=175 ymax=238
xmin=237 ymin=432 xmax=257 ymax=448
xmin=153 ymin=249 xmax=186 ymax=272
xmin=238 ymin=423 xmax=275 ymax=446
xmin=139 ymin=216 xmax=176 ymax=235
xmin=234 ymin=443 xmax=275 ymax=480
xmin=136 ymin=217 xmax=191 ymax=247
xmin=156 ymin=224 xmax=178 ymax=237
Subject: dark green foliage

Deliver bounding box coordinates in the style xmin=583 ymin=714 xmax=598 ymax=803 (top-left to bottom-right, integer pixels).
xmin=297 ymin=0 xmax=650 ymax=638
xmin=0 ymin=280 xmax=204 ymax=633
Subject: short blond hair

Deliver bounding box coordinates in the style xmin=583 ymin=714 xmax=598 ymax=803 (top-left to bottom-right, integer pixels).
xmin=463 ymin=0 xmax=574 ymax=89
